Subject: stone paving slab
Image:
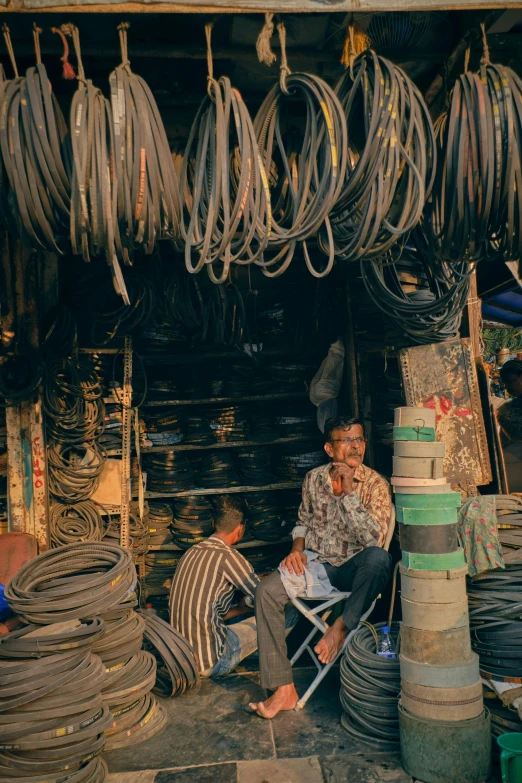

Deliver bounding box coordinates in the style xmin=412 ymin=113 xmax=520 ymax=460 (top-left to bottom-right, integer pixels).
xmin=237 ymin=756 xmax=324 ymax=783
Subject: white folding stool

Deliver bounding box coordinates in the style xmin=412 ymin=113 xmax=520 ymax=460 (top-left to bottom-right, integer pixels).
xmin=290 ymin=508 xmax=396 ymax=710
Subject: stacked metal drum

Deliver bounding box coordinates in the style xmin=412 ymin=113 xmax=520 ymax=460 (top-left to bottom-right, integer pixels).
xmin=392 ymin=407 xmax=491 ymax=783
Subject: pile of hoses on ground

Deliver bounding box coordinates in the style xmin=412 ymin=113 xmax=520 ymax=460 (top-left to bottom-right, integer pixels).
xmin=340 ymin=621 xmax=401 ymax=751
xmin=428 ymin=33 xmax=522 ymax=265
xmin=496 ymin=494 xmax=522 ymax=564
xmin=468 ymin=563 xmax=522 ymax=743
xmin=3 ymin=542 xmax=168 ymax=763
xmin=467 ymin=563 xmax=522 ymax=685
xmin=137 ymin=611 xmax=200 ymax=698
xmin=43 ymin=357 xmax=108 ymax=548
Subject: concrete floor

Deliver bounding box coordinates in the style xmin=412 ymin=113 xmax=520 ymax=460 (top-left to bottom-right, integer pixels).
xmin=104 ymin=666 xmax=412 ymax=783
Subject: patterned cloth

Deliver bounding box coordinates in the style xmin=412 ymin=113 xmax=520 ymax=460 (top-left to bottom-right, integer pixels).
xmin=457 ymin=496 xmax=504 ymax=577
xmin=292 ymin=462 xmax=392 ymax=567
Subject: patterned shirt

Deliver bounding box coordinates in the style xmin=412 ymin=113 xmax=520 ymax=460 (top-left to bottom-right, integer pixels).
xmin=292 ymin=462 xmax=392 ymax=567
xmin=169 ymin=535 xmax=260 ymax=672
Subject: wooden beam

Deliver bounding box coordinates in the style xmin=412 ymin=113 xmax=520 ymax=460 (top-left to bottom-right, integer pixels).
xmin=5 ymin=0 xmax=522 ymax=14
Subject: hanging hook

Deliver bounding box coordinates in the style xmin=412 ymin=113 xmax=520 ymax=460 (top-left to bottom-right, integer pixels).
xmin=61 ymin=23 xmax=86 ymax=83
xmin=32 ymin=23 xmax=43 ymax=65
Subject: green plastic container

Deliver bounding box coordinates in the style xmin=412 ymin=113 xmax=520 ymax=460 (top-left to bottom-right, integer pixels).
xmin=498 ymin=734 xmax=522 ymax=783
xmin=395 ymin=492 xmax=461 ymax=509
xmin=393 ymin=426 xmax=436 ymax=442
xmin=401 ymin=549 xmax=466 ymax=570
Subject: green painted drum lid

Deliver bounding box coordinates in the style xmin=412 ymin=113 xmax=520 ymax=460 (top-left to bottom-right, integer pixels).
xmin=394 ymin=407 xmax=436 ymax=429
xmin=401 ymin=549 xmax=466 ymax=570
xmin=399 ymin=523 xmax=459 ymax=555
xmin=394 ymin=441 xmax=446 ymax=459
xmin=395 ymin=492 xmax=461 ymax=509
xmin=393 ymin=426 xmax=436 ymax=442
xmin=397 ymin=507 xmax=458 ymax=525
xmin=400 ymin=654 xmax=479 ymax=688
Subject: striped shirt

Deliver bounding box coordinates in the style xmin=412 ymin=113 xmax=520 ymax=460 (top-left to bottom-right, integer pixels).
xmin=169 ymin=535 xmax=260 ymax=672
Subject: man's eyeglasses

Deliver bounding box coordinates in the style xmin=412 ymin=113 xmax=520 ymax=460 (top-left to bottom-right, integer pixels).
xmin=330 ymin=437 xmax=366 ymax=445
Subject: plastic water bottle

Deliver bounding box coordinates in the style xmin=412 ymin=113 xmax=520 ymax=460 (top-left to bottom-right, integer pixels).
xmin=377 ymin=626 xmax=396 ymax=659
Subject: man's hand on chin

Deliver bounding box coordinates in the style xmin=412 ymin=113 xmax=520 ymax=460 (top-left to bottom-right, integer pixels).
xmin=330 ymin=461 xmax=357 ymax=495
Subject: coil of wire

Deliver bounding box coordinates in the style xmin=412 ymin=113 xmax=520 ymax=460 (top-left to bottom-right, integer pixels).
xmin=0 ymin=26 xmax=71 ymax=253
xmin=137 ymin=611 xmax=200 ymax=698
xmin=109 ymin=23 xmax=181 ymax=263
xmin=330 ymin=50 xmax=436 ymax=262
xmin=50 ymin=501 xmax=105 ymax=547
xmin=253 ymin=23 xmax=347 ymax=279
xmin=48 ymin=441 xmax=106 ymax=504
xmin=360 ymin=229 xmax=471 ymax=344
xmin=43 ymin=359 xmax=105 ymax=445
xmin=60 ymin=24 xmax=129 ymax=305
xmin=180 ymin=26 xmax=271 ymax=282
xmin=5 ymin=542 xmax=136 ymax=624
xmin=428 ymin=32 xmax=522 ymax=265
xmin=339 ymin=621 xmax=401 ymax=751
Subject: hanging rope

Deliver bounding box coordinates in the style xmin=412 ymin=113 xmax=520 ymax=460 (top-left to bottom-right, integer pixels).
xmin=51 ymin=26 xmax=76 ymax=79
xmin=32 ymin=23 xmax=42 ymax=65
xmin=256 ymin=12 xmax=276 ymax=66
xmin=480 ymin=22 xmax=491 ymax=65
xmin=276 ymin=21 xmax=291 ymax=94
xmin=340 ymin=20 xmax=370 ymax=76
xmin=205 ymin=22 xmax=214 ymax=94
xmin=117 ymin=21 xmax=130 ymax=68
xmin=61 ymin=23 xmax=85 ymax=82
xmin=2 ymin=24 xmax=18 ymax=78
xmin=463 ymin=46 xmax=471 ymax=74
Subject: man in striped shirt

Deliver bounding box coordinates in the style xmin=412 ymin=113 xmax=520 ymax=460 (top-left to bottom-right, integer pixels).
xmin=169 ymin=495 xmax=261 ymax=676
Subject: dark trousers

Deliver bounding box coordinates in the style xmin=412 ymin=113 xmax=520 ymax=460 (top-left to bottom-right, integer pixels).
xmin=254 ymin=546 xmax=392 ymax=690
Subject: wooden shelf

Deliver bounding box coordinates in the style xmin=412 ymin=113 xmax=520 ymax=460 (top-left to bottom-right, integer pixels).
xmin=148 ymin=537 xmax=292 ymax=552
xmin=145 ymin=482 xmax=302 ymax=499
xmin=140 ymin=349 xmax=289 ymax=365
xmin=142 ymin=435 xmax=318 ymax=453
xmin=142 ymin=392 xmax=307 ymax=407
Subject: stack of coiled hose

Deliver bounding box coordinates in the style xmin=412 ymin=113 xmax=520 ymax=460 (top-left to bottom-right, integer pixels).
xmin=137 ymin=611 xmax=200 ymax=697
xmin=180 ymin=27 xmax=270 ymax=282
xmin=4 ymin=542 xmax=168 ymax=754
xmin=109 ymin=23 xmax=181 ymax=264
xmin=360 ymin=229 xmax=471 ymax=344
xmin=429 ymin=28 xmax=522 ymax=265
xmin=340 ymin=621 xmax=401 ymax=750
xmin=253 ymin=23 xmax=348 ymax=279
xmin=329 ymin=50 xmax=435 ymax=262
xmin=43 ymin=358 xmax=107 ymax=546
xmin=0 ymin=25 xmax=71 ymax=253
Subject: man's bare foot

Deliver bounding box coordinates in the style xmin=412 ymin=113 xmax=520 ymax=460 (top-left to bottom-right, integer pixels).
xmin=314 ymin=618 xmax=348 ymax=664
xmin=249 ymin=683 xmax=298 ymax=719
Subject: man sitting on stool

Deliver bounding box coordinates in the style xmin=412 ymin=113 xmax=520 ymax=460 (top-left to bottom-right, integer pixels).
xmin=169 ymin=495 xmax=259 ymax=678
xmin=249 ymin=416 xmax=392 ymax=719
